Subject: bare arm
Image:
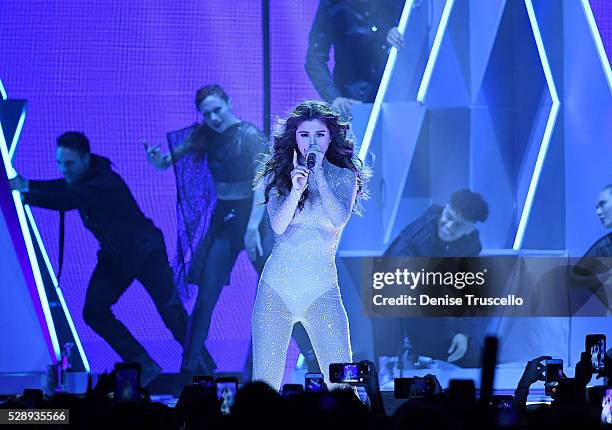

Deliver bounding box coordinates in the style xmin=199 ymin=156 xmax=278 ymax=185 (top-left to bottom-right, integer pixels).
xmin=248 ymin=184 xmax=266 ymax=229
xmin=246 ymin=128 xmax=269 ymax=231
xmin=244 ymin=165 xmax=267 ymax=261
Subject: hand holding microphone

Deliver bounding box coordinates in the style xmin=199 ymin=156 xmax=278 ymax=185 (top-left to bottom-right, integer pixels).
xmin=291 ymin=150 xmax=309 ymax=195
xmin=306 ymin=143 xmax=323 ymax=169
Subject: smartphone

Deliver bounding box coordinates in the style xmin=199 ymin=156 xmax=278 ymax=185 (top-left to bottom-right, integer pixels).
xmin=215 ymin=377 xmax=238 ymax=415
xmin=601 ymin=388 xmax=612 ymax=425
xmin=281 ymin=383 xmax=304 ymax=398
xmin=114 ymin=362 xmax=141 ymax=402
xmin=329 ymin=363 xmax=368 ymax=384
xmin=587 ymin=334 xmax=606 ymax=372
xmin=193 ymin=375 xmax=214 ymax=389
xmin=544 ymin=359 xmax=563 ymax=396
xmin=394 ymin=377 xmax=435 ymax=399
xmin=305 ymin=372 xmax=325 ymax=393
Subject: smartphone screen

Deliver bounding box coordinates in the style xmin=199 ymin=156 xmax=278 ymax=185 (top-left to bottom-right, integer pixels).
xmin=216 ymin=378 xmax=237 ymax=415
xmin=587 ymin=335 xmax=606 ymax=371
xmin=305 ymin=373 xmax=324 ymax=392
xmin=545 ymin=359 xmax=563 ymax=396
xmin=329 ymin=363 xmax=367 ymax=384
xmin=114 ymin=364 xmax=140 ymax=402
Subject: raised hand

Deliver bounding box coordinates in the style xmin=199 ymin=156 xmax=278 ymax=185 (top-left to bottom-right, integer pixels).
xmin=331 ymin=97 xmax=361 ymax=118
xmin=386 ymin=26 xmax=404 ymax=49
xmin=518 ymin=355 xmax=551 ymax=388
xmin=143 ymin=140 xmax=170 ymax=170
xmin=290 ymin=150 xmax=309 ymax=195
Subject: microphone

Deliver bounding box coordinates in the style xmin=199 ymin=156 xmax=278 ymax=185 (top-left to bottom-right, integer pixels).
xmin=306 ymin=145 xmax=317 ymax=169
xmin=306 ymin=152 xmax=316 ymax=169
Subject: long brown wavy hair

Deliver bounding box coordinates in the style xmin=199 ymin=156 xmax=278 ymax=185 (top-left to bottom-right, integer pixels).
xmin=258 ymin=100 xmax=369 ymax=214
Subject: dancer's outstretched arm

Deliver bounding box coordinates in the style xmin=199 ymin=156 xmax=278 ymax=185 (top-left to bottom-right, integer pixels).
xmin=143 ymin=133 xmax=194 ymax=170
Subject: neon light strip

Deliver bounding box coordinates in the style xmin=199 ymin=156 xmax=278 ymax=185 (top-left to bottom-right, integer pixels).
xmin=358 ymin=0 xmax=415 ymax=161
xmin=7 ymin=112 xmax=25 ymax=161
xmin=416 ymin=0 xmax=456 ymax=103
xmin=24 ymin=206 xmax=91 ymax=372
xmin=513 ymin=0 xmax=561 ymax=250
xmin=0 ymin=123 xmax=16 ymax=179
xmin=0 ymin=79 xmax=6 ymax=101
xmin=0 ymin=120 xmax=61 ymax=360
xmin=580 ymin=0 xmax=612 ymax=93
xmin=23 ymin=207 xmax=59 ymax=286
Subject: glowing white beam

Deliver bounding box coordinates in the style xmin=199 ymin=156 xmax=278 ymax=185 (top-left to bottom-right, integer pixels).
xmin=8 ymin=111 xmax=25 ymax=161
xmin=580 ymin=0 xmax=612 ymax=94
xmin=23 ymin=207 xmax=59 ymax=287
xmin=0 ymin=79 xmax=6 ymax=100
xmin=416 ymin=0 xmax=456 ymax=103
xmin=24 ymin=206 xmax=91 ymax=372
xmin=513 ymin=0 xmax=561 ymax=250
xmin=358 ymin=0 xmax=415 ymax=161
xmin=0 ymin=123 xmax=16 ymax=180
xmin=0 ymin=118 xmax=61 ymax=360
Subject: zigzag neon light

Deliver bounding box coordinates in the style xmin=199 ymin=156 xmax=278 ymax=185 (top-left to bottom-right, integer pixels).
xmin=359 ymin=0 xmax=415 ymax=161
xmin=1 ymin=86 xmax=89 ymax=370
xmin=580 ymin=0 xmax=612 ymax=93
xmin=416 ymin=0 xmax=455 ymax=103
xmin=0 ymin=115 xmax=61 ymax=360
xmin=513 ymin=0 xmax=561 ymax=250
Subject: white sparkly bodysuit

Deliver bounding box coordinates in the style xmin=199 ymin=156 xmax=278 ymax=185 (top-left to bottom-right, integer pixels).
xmin=252 ymin=160 xmax=358 ymax=390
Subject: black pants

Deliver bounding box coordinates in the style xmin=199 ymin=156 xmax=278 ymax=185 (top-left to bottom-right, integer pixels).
xmin=82 ymin=249 xmax=188 ymax=366
xmin=183 ymin=199 xmax=318 ymax=374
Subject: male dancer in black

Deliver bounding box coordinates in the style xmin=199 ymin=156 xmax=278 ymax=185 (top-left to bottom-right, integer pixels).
xmin=10 ymin=131 xmax=188 ymax=386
